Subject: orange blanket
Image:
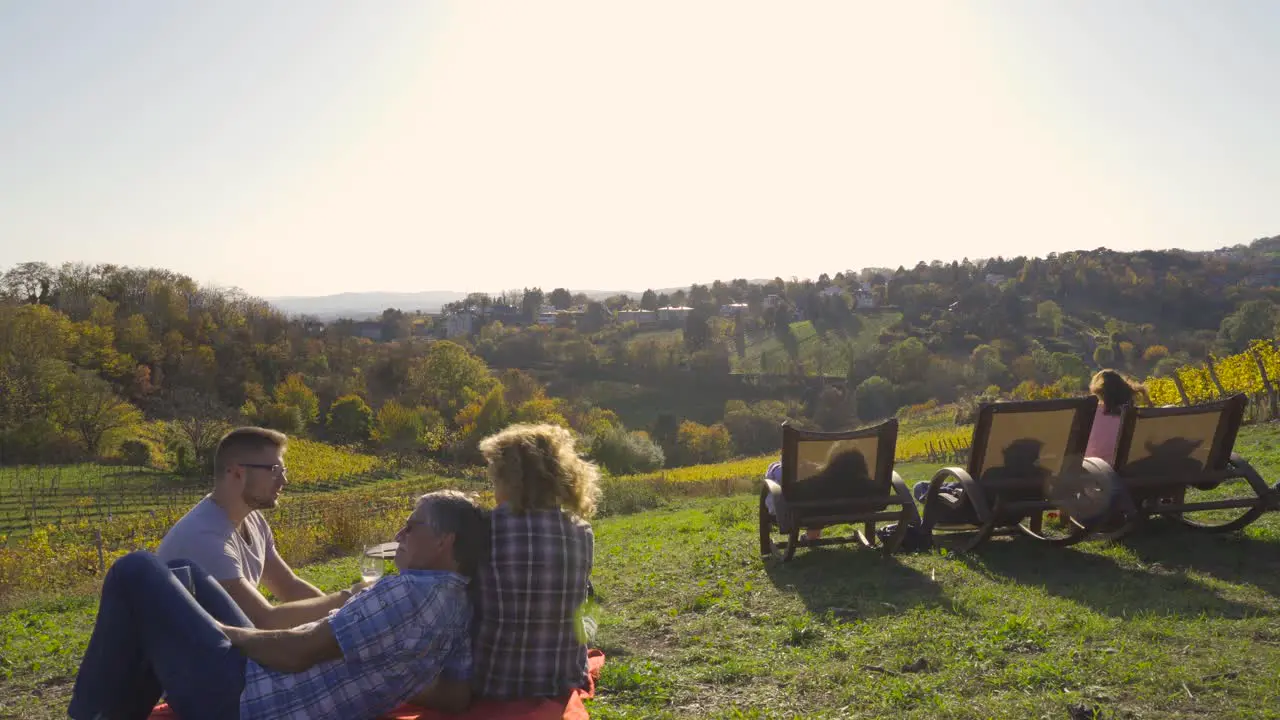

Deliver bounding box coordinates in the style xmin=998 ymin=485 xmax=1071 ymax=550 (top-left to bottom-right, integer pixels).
xmin=149 ymin=651 xmax=604 ymax=720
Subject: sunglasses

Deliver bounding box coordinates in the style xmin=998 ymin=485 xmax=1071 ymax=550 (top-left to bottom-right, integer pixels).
xmin=239 ymin=463 xmax=287 ymax=476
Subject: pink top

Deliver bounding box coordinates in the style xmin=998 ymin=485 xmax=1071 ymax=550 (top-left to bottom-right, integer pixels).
xmin=1084 ymin=403 xmax=1123 ymax=465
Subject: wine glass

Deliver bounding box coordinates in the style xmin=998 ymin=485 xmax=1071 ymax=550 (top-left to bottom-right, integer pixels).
xmin=359 ymin=546 xmax=384 ymax=584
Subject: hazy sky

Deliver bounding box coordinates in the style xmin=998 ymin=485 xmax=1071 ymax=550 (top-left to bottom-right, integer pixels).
xmin=2 ymin=1 xmax=1278 ymax=298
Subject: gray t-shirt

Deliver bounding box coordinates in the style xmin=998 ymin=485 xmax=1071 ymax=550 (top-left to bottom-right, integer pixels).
xmin=156 ymin=495 xmax=276 ymax=585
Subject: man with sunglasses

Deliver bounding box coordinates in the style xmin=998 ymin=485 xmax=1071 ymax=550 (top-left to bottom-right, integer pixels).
xmin=70 ymin=490 xmax=485 ymax=720
xmin=157 ymin=427 xmax=362 ymax=629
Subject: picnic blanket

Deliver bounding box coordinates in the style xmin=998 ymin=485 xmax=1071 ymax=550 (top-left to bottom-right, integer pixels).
xmin=148 ymin=651 xmax=604 ymax=720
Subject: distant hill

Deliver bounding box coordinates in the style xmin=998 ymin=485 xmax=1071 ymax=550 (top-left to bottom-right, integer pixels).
xmin=265 ymin=286 xmax=698 ymax=319
xmin=265 ymin=291 xmax=471 ymax=319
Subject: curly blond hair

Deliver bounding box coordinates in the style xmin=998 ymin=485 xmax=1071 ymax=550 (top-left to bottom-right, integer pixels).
xmin=478 ymin=423 xmax=601 ymax=519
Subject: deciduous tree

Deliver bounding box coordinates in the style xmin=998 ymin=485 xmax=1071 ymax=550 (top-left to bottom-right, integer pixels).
xmin=54 ymin=370 xmax=143 ymax=456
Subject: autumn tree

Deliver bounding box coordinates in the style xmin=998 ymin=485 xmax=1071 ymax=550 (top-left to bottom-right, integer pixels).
xmin=454 ymin=385 xmax=511 ymax=455
xmin=256 ymin=403 xmax=306 ymax=435
xmin=548 ymin=288 xmax=573 ymax=310
xmin=0 ymin=303 xmax=74 ymax=373
xmin=273 ymin=373 xmax=320 ymax=426
xmin=327 ymin=394 xmax=374 ymax=444
xmin=1092 ymin=344 xmax=1115 ymax=368
xmin=1218 ymin=299 xmax=1276 ymax=353
xmin=673 ymin=420 xmax=732 ymax=465
xmin=722 ymin=400 xmax=797 ymax=456
xmin=1 ymin=262 xmax=55 ymax=303
xmin=969 ymin=344 xmax=1008 ymax=386
xmin=579 ymin=302 xmax=608 ymax=334
xmin=54 ymin=370 xmax=143 ymax=456
xmin=1036 ymin=300 xmax=1064 ymax=336
xmin=883 ymin=337 xmax=929 ymax=384
xmin=154 ymin=388 xmax=234 ymax=471
xmin=374 ymin=400 xmax=445 ymax=455
xmin=854 ymin=376 xmax=897 ymax=421
xmin=574 ymin=406 xmax=623 ymax=438
xmin=407 ymin=341 xmax=496 ymax=421
xmin=520 ymin=287 xmax=545 ymax=322
xmin=683 ymin=307 xmax=713 ymax=353
xmin=510 ymin=395 xmax=569 ymax=428
xmin=497 ymin=369 xmax=542 ymax=407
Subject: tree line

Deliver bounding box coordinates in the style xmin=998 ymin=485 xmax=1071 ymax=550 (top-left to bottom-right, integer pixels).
xmin=2 ymin=238 xmax=1276 ymax=473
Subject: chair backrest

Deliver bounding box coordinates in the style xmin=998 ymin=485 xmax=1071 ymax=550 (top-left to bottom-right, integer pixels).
xmin=967 ymin=396 xmax=1098 ymax=486
xmin=780 ymin=419 xmax=898 ymax=500
xmin=1113 ymin=393 xmax=1246 ymax=479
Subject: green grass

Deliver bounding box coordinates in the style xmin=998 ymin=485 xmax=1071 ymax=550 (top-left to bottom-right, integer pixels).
xmin=575 ymin=379 xmax=756 ymax=428
xmin=2 ymin=424 xmax=1278 ymax=719
xmin=735 ymin=313 xmax=902 ymax=377
xmin=0 ymin=464 xmax=203 ymax=536
xmin=0 ymin=464 xmax=169 ymax=493
xmin=627 ymin=328 xmax=684 ymax=347
xmin=588 ymin=497 xmax=1280 ymax=719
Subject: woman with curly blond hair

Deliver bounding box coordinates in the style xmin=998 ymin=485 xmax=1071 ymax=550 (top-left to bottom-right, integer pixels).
xmin=470 ymin=423 xmax=600 ymax=701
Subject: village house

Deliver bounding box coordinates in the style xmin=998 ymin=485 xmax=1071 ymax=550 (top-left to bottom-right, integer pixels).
xmin=444 ymin=312 xmax=475 ymax=338
xmin=657 ymin=306 xmax=693 ymax=326
xmin=854 ymin=287 xmax=878 ymax=308
xmin=616 ymin=309 xmax=658 ymax=326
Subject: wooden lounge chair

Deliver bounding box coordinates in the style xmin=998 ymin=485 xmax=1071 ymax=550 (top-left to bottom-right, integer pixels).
xmin=1081 ymin=393 xmax=1273 ymax=539
xmin=920 ymin=396 xmax=1110 ymax=552
xmin=759 ymin=419 xmax=920 ymax=561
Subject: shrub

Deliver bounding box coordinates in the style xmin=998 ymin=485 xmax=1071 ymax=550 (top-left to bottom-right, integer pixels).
xmin=589 ymin=428 xmax=665 ymax=475
xmin=0 ymin=418 xmax=84 ymax=465
xmin=327 ymin=394 xmax=374 ymax=444
xmin=257 ymin=402 xmax=306 ymax=436
xmin=597 ymin=476 xmax=665 ymax=517
xmin=722 ymin=400 xmax=791 ymax=456
xmin=374 ymin=401 xmax=446 ymax=456
xmin=854 ymin=376 xmax=897 ymax=421
xmin=119 ymin=439 xmax=152 ymax=467
xmin=674 ymin=421 xmax=733 ymax=466
xmin=273 ymin=373 xmax=320 ymax=426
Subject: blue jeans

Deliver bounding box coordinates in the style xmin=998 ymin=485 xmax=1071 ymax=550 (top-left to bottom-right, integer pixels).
xmin=68 ymin=552 xmax=251 ymax=720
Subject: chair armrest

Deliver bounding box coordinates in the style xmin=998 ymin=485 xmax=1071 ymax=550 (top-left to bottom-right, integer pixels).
xmin=890 ymin=471 xmax=922 ymax=525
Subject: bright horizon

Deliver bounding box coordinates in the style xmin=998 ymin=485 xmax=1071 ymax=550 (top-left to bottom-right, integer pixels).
xmin=2 ymin=1 xmax=1278 ymax=298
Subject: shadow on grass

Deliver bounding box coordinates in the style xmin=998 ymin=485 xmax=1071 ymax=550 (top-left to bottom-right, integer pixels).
xmin=970 ymin=534 xmax=1278 ymax=619
xmin=1119 ymin=519 xmax=1280 ymax=601
xmin=763 ymin=544 xmax=951 ymax=621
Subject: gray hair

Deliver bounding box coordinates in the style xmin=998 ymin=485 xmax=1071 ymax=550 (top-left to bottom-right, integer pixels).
xmin=414 ymin=490 xmax=489 ymax=577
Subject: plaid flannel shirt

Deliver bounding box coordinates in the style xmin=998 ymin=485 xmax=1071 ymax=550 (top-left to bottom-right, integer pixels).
xmin=239 ymin=570 xmax=471 ymax=720
xmin=472 ymin=505 xmax=593 ymax=699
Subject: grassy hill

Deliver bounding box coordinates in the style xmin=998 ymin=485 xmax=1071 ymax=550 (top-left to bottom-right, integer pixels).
xmin=566 ymin=379 xmax=759 ymax=430
xmin=734 ymin=312 xmax=903 ymax=377
xmin=3 ymin=423 xmax=1278 ymax=718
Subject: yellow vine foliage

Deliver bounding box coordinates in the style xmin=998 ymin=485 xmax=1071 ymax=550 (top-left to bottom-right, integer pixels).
xmin=283 ymin=439 xmax=386 ymax=487
xmin=0 ymin=474 xmax=481 ymax=602
xmin=1145 ymin=339 xmax=1278 ymax=406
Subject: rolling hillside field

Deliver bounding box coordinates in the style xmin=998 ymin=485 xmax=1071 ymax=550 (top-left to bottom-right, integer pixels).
xmin=3 ymin=423 xmax=1278 ymax=718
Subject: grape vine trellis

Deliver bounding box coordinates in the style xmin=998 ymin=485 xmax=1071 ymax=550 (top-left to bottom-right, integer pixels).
xmin=1144 ymin=339 xmax=1280 ymax=421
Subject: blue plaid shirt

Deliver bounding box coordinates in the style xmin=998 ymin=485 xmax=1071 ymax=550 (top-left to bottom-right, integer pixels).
xmin=238 ymin=570 xmax=472 ymax=720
